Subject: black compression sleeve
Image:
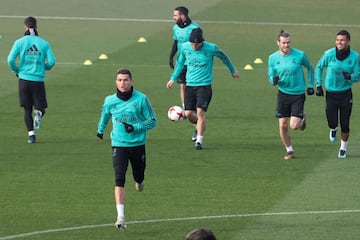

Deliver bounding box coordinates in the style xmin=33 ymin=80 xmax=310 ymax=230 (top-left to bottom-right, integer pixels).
xmin=169 ymin=40 xmax=178 ymax=59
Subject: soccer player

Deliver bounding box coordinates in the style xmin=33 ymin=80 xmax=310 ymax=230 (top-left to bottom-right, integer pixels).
xmin=169 ymin=6 xmax=200 ymax=110
xmin=267 ymin=30 xmax=314 ymax=160
xmin=96 ymin=69 xmax=157 ymax=229
xmin=186 ymin=228 xmax=217 ymax=240
xmin=7 ymin=16 xmax=56 ymax=143
xmin=315 ymin=29 xmax=360 ymax=158
xmin=167 ymin=28 xmax=239 ymax=150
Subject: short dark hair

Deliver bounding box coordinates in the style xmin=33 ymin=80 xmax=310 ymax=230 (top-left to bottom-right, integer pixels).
xmin=116 ymin=68 xmax=132 ymax=79
xmin=278 ymin=30 xmax=290 ymax=40
xmin=24 ymin=16 xmax=37 ymax=28
xmin=186 ymin=228 xmax=216 ymax=240
xmin=337 ymin=29 xmax=351 ymax=41
xmin=175 ymin=6 xmax=189 ymax=17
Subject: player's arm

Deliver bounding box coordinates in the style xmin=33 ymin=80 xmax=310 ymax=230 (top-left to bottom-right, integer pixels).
xmin=134 ymin=97 xmax=158 ymax=132
xmin=45 ymin=43 xmax=56 ymax=70
xmin=169 ymin=40 xmax=178 ymax=69
xmin=315 ymin=53 xmax=328 ymax=87
xmin=267 ymin=57 xmax=278 ymax=86
xmin=7 ymin=42 xmax=20 ymax=74
xmin=213 ymin=46 xmax=237 ymax=77
xmin=346 ymin=54 xmax=360 ymax=82
xmin=97 ymin=100 xmax=111 ymax=137
xmin=302 ymin=53 xmax=314 ymax=89
xmin=168 ymin=48 xmax=186 ymax=88
xmin=314 ymin=53 xmax=329 ymax=96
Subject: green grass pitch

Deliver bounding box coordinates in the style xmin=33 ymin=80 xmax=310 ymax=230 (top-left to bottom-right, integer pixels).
xmin=1 ymin=0 xmax=360 ymax=239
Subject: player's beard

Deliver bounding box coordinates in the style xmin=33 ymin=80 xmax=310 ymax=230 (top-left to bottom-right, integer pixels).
xmin=280 ymin=46 xmax=290 ymax=55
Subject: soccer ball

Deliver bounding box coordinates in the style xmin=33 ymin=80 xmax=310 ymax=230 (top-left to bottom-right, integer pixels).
xmin=167 ymin=106 xmax=185 ymax=122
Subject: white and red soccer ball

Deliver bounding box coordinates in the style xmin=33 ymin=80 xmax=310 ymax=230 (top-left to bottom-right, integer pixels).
xmin=167 ymin=106 xmax=185 ymax=122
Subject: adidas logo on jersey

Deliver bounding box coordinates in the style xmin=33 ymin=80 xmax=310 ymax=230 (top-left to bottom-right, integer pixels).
xmin=25 ymin=44 xmax=42 ymax=56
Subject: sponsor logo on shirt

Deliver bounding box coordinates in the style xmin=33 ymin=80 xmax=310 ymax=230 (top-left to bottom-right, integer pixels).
xmin=25 ymin=44 xmax=42 ymax=56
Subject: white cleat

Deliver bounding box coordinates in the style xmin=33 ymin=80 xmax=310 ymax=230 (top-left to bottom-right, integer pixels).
xmin=284 ymin=151 xmax=294 ymax=160
xmin=191 ymin=130 xmax=197 ymax=141
xmin=115 ymin=219 xmax=127 ymax=230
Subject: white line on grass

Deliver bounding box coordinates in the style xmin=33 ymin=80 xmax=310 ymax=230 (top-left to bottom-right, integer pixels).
xmin=0 ymin=61 xmax=263 ymax=70
xmin=1 ymin=15 xmax=360 ymax=28
xmin=1 ymin=209 xmax=359 ymax=240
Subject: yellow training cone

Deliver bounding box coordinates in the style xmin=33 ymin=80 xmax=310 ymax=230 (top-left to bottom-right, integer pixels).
xmin=254 ymin=58 xmax=263 ymax=64
xmin=83 ymin=60 xmax=93 ymax=65
xmin=244 ymin=64 xmax=253 ymax=70
xmin=138 ymin=37 xmax=147 ymax=43
xmin=98 ymin=54 xmax=108 ymax=60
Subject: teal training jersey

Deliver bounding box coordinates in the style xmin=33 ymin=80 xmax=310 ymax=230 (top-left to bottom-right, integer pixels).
xmin=7 ymin=35 xmax=56 ymax=82
xmin=170 ymin=41 xmax=237 ymax=87
xmin=315 ymin=48 xmax=360 ymax=92
xmin=97 ymin=90 xmax=157 ymax=147
xmin=173 ymin=21 xmax=200 ymax=58
xmin=268 ymin=48 xmax=314 ymax=95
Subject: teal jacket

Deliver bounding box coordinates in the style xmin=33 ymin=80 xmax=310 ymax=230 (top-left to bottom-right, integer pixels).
xmin=268 ymin=48 xmax=314 ymax=95
xmin=7 ymin=35 xmax=56 ymax=81
xmin=315 ymin=48 xmax=360 ymax=92
xmin=172 ymin=21 xmax=200 ymax=60
xmin=170 ymin=41 xmax=237 ymax=87
xmin=97 ymin=90 xmax=157 ymax=147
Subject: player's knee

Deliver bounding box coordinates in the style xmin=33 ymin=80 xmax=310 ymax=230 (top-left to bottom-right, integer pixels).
xmin=289 ymin=122 xmax=298 ymax=130
xmin=115 ymin=173 xmax=125 ymax=187
xmin=289 ymin=117 xmax=302 ymax=129
xmin=185 ymin=111 xmax=196 ymax=122
xmin=279 ymin=121 xmax=288 ymax=129
xmin=115 ymin=179 xmax=125 ymax=187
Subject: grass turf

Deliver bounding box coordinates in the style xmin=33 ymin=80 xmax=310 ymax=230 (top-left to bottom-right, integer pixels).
xmin=1 ymin=0 xmax=360 ymax=239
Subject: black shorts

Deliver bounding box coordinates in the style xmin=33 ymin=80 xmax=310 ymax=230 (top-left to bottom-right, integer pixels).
xmin=176 ymin=66 xmax=187 ymax=84
xmin=184 ymin=85 xmax=212 ymax=111
xmin=275 ymin=91 xmax=305 ymax=118
xmin=19 ymin=79 xmax=48 ymax=109
xmin=112 ymin=145 xmax=146 ymax=187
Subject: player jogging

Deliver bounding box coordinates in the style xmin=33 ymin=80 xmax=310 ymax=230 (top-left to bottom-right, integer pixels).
xmin=7 ymin=16 xmax=56 ymax=143
xmin=268 ymin=30 xmax=314 ymax=160
xmin=167 ymin=28 xmax=239 ymax=150
xmin=315 ymin=29 xmax=360 ymax=158
xmin=97 ymin=69 xmax=157 ymax=229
